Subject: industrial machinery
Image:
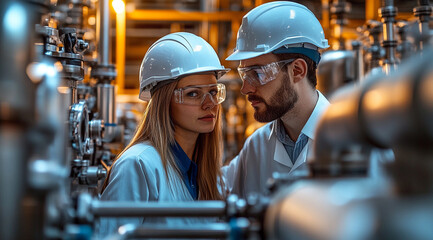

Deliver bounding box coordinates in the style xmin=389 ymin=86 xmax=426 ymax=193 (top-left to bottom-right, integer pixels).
xmin=1 ymin=0 xmax=433 ymax=239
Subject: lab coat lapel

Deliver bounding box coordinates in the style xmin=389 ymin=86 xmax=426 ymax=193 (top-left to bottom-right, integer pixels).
xmin=289 ymin=138 xmax=311 ymax=173
xmin=273 ymin=138 xmax=293 ymax=168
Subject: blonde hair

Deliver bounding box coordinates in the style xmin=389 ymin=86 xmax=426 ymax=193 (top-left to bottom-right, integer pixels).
xmin=101 ymin=80 xmax=225 ymax=200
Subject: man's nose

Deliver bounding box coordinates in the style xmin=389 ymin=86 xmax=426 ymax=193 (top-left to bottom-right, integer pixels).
xmin=240 ymin=80 xmax=256 ymax=95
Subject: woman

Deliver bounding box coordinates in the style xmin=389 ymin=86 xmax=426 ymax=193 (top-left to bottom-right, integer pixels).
xmin=98 ymin=32 xmax=229 ymax=236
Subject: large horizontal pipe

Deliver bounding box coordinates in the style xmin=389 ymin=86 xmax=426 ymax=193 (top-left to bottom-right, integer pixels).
xmin=312 ymin=48 xmax=433 ymax=174
xmin=91 ymin=201 xmax=226 ymax=217
xmin=264 ymin=177 xmax=433 ymax=240
xmin=264 ymin=179 xmax=389 ymax=240
xmin=113 ymin=223 xmax=231 ymax=239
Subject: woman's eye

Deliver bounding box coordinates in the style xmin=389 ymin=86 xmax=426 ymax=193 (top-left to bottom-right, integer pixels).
xmin=186 ymin=91 xmax=199 ymax=98
xmin=209 ymin=89 xmax=218 ymax=96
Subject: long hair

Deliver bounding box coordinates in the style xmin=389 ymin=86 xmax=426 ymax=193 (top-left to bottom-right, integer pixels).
xmin=101 ymin=80 xmax=225 ymax=200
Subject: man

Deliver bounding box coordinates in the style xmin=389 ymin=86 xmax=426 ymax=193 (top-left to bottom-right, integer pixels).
xmin=222 ymin=1 xmax=330 ymax=198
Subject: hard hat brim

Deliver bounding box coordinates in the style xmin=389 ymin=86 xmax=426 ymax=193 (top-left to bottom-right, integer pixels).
xmin=226 ymin=50 xmax=265 ymax=61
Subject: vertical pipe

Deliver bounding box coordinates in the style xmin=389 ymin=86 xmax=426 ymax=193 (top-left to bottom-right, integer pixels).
xmin=97 ymin=84 xmax=116 ymax=142
xmin=0 ymin=1 xmax=36 ymax=239
xmin=97 ymin=0 xmax=110 ymax=66
xmin=414 ymin=0 xmax=432 ymax=51
xmin=379 ymin=0 xmax=397 ymax=74
xmin=352 ymin=41 xmax=364 ymax=82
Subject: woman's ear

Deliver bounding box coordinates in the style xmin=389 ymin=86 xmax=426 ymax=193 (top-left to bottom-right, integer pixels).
xmin=291 ymin=58 xmax=308 ymax=83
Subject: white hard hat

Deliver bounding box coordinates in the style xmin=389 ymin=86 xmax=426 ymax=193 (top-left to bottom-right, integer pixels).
xmin=139 ymin=32 xmax=230 ymax=101
xmin=226 ymin=1 xmax=329 ymax=63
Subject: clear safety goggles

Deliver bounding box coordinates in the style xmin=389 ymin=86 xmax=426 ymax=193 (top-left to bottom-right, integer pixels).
xmin=173 ymin=83 xmax=226 ymax=106
xmin=237 ymin=59 xmax=296 ymax=87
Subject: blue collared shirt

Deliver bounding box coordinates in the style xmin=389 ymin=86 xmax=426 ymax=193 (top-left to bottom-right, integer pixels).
xmin=276 ymin=119 xmax=309 ymax=164
xmin=171 ymin=141 xmax=198 ymax=200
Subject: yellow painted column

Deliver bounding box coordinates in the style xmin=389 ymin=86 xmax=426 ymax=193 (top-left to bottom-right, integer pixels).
xmin=112 ymin=0 xmax=125 ymax=93
xmin=366 ymin=0 xmax=381 ymax=20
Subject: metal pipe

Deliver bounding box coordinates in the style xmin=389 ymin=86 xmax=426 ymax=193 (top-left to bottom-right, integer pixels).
xmin=265 ymin=179 xmax=390 ymax=240
xmin=264 ymin=176 xmax=433 ymax=240
xmin=352 ymin=41 xmax=364 ymax=82
xmin=379 ymin=0 xmax=398 ymax=74
xmin=97 ymin=83 xmax=117 ymax=142
xmin=414 ymin=0 xmax=432 ymax=51
xmin=312 ymin=48 xmax=433 ymax=185
xmin=0 ymin=0 xmax=38 ymax=239
xmin=97 ymin=0 xmax=110 ymax=66
xmin=115 ymin=223 xmax=231 ymax=239
xmin=365 ymin=20 xmax=383 ymax=74
xmin=316 ymin=50 xmax=355 ymax=97
xmin=92 ymin=201 xmax=226 ymax=217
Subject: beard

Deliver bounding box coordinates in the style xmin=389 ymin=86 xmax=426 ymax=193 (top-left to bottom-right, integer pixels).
xmin=249 ymin=73 xmax=298 ymax=122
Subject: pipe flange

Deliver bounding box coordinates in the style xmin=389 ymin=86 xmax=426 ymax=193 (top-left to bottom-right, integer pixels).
xmin=49 ymin=51 xmax=84 ymax=61
xmin=89 ymin=119 xmax=105 ymax=146
xmin=45 ymin=44 xmax=58 ymax=53
xmin=379 ymin=6 xmax=397 ymax=19
xmin=414 ymin=5 xmax=433 ymax=20
xmin=381 ymin=40 xmax=398 ymax=47
xmin=330 ymin=1 xmax=351 ymax=15
xmin=414 ymin=5 xmax=433 ymax=15
xmin=61 ymin=64 xmax=84 ymax=81
xmin=90 ymin=64 xmax=117 ymax=81
xmin=70 ymin=101 xmax=89 ymax=156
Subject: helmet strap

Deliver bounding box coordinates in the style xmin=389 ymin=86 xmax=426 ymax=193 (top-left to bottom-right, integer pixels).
xmin=150 ymin=79 xmax=178 ymax=96
xmin=273 ymin=47 xmax=321 ymax=65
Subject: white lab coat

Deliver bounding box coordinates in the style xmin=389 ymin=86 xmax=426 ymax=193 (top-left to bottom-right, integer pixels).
xmin=96 ymin=142 xmax=200 ymax=238
xmin=222 ymin=91 xmax=330 ymax=198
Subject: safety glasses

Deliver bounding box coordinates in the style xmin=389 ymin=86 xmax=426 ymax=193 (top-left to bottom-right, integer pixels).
xmin=173 ymin=83 xmax=226 ymax=106
xmin=237 ymin=59 xmax=296 ymax=87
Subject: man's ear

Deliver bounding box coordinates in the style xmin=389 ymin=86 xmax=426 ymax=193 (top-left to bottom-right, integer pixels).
xmin=291 ymin=58 xmax=308 ymax=83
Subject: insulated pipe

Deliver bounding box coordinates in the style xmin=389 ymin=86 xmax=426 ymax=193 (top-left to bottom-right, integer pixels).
xmin=316 ymin=50 xmax=355 ymax=97
xmin=264 ymin=177 xmax=433 ymax=240
xmin=96 ymin=0 xmax=110 ymax=66
xmin=0 ymin=1 xmax=38 ymax=239
xmin=92 ymin=201 xmax=226 ymax=217
xmin=312 ymin=48 xmax=433 ymax=179
xmin=265 ymin=179 xmax=390 ymax=240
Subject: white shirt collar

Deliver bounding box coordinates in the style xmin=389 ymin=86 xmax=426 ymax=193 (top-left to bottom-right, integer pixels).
xmin=302 ymin=90 xmax=330 ymax=140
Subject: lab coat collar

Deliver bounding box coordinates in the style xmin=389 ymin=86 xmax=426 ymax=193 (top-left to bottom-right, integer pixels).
xmin=273 ymin=136 xmax=312 ymax=169
xmin=273 ymin=138 xmax=293 ymax=168
xmin=300 ymin=90 xmax=330 ymax=140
